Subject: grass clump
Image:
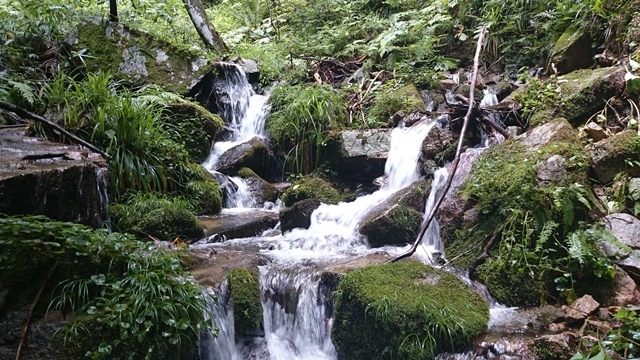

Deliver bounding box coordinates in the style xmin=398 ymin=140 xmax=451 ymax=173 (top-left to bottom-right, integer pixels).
xmin=267 ymin=84 xmax=347 ymax=174
xmin=332 ymin=261 xmax=489 ymax=360
xmin=0 ymin=215 xmax=214 ymax=360
xmin=228 ymin=267 xmax=263 ymax=339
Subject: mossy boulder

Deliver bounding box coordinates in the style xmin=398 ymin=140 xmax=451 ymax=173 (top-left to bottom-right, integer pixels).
xmin=450 ymin=119 xmax=593 ymax=305
xmin=358 ymin=179 xmax=430 ymax=247
xmin=228 ymin=267 xmax=263 ymax=339
xmin=185 ymin=179 xmax=223 ymax=215
xmin=280 ymin=177 xmax=343 ymax=207
xmin=67 ymin=19 xmax=212 ymax=94
xmin=109 ymin=195 xmax=204 ymax=241
xmin=215 ymin=137 xmax=279 ymax=182
xmin=280 ymin=198 xmax=321 ymax=232
xmin=163 ymin=102 xmax=224 ymax=163
xmin=237 ymin=167 xmax=279 ymax=205
xmin=332 ymin=261 xmax=489 ymax=360
xmin=588 ymin=130 xmax=640 ymax=184
xmin=548 ymin=24 xmax=595 ymax=75
xmin=368 ymin=84 xmax=426 ymax=126
xmin=530 ymin=67 xmax=625 ymax=127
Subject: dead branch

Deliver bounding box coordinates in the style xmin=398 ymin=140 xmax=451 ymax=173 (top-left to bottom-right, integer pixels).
xmin=468 ymin=231 xmax=500 ymax=277
xmin=481 ymin=115 xmax=511 ymax=139
xmin=390 ymin=27 xmax=487 ymax=263
xmin=16 ymin=261 xmax=58 ymax=360
xmin=0 ymin=101 xmax=110 ymax=159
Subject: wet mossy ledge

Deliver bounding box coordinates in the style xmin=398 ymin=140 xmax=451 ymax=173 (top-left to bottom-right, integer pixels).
xmin=228 ymin=267 xmax=263 ymax=339
xmin=280 ymin=176 xmax=344 ymax=207
xmin=331 ymin=261 xmax=489 ymax=360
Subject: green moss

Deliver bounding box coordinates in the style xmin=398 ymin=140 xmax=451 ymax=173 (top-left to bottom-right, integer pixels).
xmin=280 ymin=176 xmax=343 ymax=207
xmin=163 ymin=102 xmax=223 ymax=162
xmin=364 ymin=205 xmax=422 ymax=247
xmin=109 ymin=193 xmax=204 ymax=240
xmin=185 ymin=179 xmax=223 ymax=215
xmin=237 ymin=167 xmax=279 ymax=202
xmin=228 ymin=267 xmax=263 ymax=339
xmin=332 ymin=261 xmax=489 ymax=360
xmin=75 ymin=22 xmax=122 ymax=75
xmin=474 ymin=260 xmax=542 ymax=306
xmin=368 ymin=83 xmax=426 ymax=126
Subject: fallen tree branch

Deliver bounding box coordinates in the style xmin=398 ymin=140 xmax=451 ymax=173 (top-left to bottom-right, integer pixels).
xmin=0 ymin=101 xmax=110 ymax=159
xmin=16 ymin=261 xmax=58 ymax=360
xmin=481 ymin=115 xmax=511 ymax=139
xmin=390 ymin=27 xmax=487 ymax=263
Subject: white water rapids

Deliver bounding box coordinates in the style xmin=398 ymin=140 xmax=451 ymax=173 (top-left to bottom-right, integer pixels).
xmin=198 ymin=63 xmax=461 ymax=360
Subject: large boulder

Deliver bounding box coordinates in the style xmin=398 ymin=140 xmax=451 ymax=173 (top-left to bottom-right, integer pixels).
xmin=332 ymin=261 xmax=489 ymax=359
xmin=66 ymin=19 xmax=211 ymax=94
xmin=0 ymin=128 xmax=108 ymax=228
xmin=358 ymin=179 xmax=431 ymax=247
xmin=548 ymin=24 xmax=595 ymax=75
xmin=214 ymin=137 xmax=279 ymax=182
xmin=330 ymin=129 xmax=393 ymax=181
xmin=588 ymin=131 xmax=640 ymax=184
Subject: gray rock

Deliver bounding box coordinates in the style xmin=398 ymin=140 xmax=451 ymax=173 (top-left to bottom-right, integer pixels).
xmin=601 ymin=213 xmax=640 ymax=257
xmin=529 ymin=332 xmax=577 ymax=360
xmin=215 ymin=137 xmax=278 ymax=182
xmin=332 ymin=128 xmax=393 ymax=180
xmin=565 ymin=294 xmax=600 ymax=324
xmin=237 ymin=58 xmax=260 ymax=84
xmin=536 ymin=154 xmax=567 ymax=185
xmin=198 ymin=210 xmax=279 ymax=240
xmin=280 ymin=198 xmax=321 ymax=232
xmin=0 ymin=128 xmax=108 ymax=228
xmin=421 ymin=125 xmax=454 ymax=159
xmin=601 ymin=266 xmax=640 ymax=307
xmin=518 ymin=119 xmax=574 ymax=150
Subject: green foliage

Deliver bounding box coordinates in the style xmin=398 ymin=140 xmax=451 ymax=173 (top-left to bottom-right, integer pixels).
xmin=573 ymin=306 xmax=640 ymax=360
xmin=0 ymin=215 xmax=214 ymax=360
xmin=464 ymin=135 xmax=614 ymax=305
xmin=228 ymin=268 xmax=263 ymax=339
xmin=267 ymin=84 xmax=347 ymax=174
xmin=332 ymin=261 xmax=489 ymax=359
xmin=367 ymin=83 xmax=425 ymax=126
xmin=109 ymin=192 xmax=204 ymax=240
xmin=514 ymin=73 xmax=560 ymax=122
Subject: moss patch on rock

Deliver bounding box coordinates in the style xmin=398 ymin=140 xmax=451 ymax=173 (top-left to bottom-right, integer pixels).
xmin=280 ymin=176 xmax=343 ymax=207
xmin=162 ymin=101 xmax=223 ymax=162
xmin=185 ymin=179 xmax=223 ymax=215
xmin=332 ymin=261 xmax=489 ymax=360
xmin=109 ymin=193 xmax=204 ymax=241
xmin=368 ymin=83 xmax=426 ymax=126
xmin=360 ymin=205 xmax=423 ymax=247
xmin=237 ymin=167 xmax=279 ymax=203
xmin=228 ymin=267 xmax=263 ymax=338
xmin=449 ymin=119 xmax=597 ymax=305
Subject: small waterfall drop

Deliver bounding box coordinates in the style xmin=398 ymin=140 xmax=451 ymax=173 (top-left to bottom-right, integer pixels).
xmin=278 ymin=119 xmax=437 ymax=254
xmin=225 ymin=176 xmax=258 ymax=209
xmin=414 ymin=167 xmax=448 ymax=264
xmin=201 ymin=63 xmax=270 ymax=208
xmin=200 ymin=283 xmax=243 ymax=360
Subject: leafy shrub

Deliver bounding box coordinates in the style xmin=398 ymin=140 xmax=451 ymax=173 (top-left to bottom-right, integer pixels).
xmin=267 ymin=84 xmax=347 ymax=174
xmin=0 ymin=215 xmax=214 ymax=360
xmin=185 ymin=179 xmax=223 ymax=215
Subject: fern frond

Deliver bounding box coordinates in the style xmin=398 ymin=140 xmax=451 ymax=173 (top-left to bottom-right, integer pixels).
xmin=8 ymin=80 xmax=36 ymax=106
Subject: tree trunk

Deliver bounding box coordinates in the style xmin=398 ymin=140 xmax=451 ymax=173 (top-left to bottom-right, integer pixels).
xmin=109 ymin=0 xmax=118 ymax=22
xmin=182 ymin=0 xmax=229 ymax=53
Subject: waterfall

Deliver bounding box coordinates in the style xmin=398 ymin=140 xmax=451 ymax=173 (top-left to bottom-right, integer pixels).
xmin=225 ymin=176 xmax=258 ymax=209
xmin=260 ymin=266 xmax=337 ymax=360
xmin=201 ymin=63 xmax=270 ymax=208
xmin=200 ymin=283 xmax=243 ymax=360
xmin=278 ymin=119 xmax=437 ymax=254
xmin=414 ymin=167 xmax=448 ymax=264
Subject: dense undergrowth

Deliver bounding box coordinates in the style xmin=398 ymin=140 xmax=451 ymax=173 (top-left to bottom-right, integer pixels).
xmin=0 ymin=215 xmax=214 ymax=360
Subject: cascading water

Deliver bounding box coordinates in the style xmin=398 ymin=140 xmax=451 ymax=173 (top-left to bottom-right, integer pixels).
xmin=200 ymin=283 xmax=242 ymax=360
xmin=414 ymin=167 xmax=448 ymax=264
xmin=202 ymin=63 xmax=270 ymax=208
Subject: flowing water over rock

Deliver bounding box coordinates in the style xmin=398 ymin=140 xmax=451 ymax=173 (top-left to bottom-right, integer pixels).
xmin=202 ymin=62 xmax=270 ymax=208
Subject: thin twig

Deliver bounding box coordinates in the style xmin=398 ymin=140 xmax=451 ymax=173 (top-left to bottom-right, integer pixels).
xmin=390 ymin=27 xmax=487 ymax=263
xmin=16 ymin=261 xmax=58 ymax=360
xmin=0 ymin=101 xmax=110 ymax=159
